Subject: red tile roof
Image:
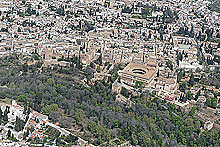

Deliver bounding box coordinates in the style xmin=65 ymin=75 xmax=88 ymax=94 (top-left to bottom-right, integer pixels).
xmin=41 ymin=120 xmax=47 ymax=124
xmin=34 ymin=112 xmax=40 ymax=116
xmin=34 ymin=130 xmax=42 ymax=134
xmin=165 ymin=95 xmax=174 ymax=101
xmin=28 ymin=120 xmax=37 ymax=126
xmin=12 ymin=105 xmax=23 ymax=110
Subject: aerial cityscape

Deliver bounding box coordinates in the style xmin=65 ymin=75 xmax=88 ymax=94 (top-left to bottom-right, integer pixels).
xmin=0 ymin=0 xmax=220 ymax=146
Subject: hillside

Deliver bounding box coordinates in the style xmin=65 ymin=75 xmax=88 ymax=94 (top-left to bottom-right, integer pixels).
xmin=208 ymin=0 xmax=220 ymax=13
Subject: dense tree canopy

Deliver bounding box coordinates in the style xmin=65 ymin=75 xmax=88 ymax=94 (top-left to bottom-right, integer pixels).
xmin=0 ymin=55 xmax=220 ymax=146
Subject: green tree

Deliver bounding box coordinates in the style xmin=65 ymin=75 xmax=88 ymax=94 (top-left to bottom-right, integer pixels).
xmin=206 ymin=97 xmax=211 ymax=107
xmin=74 ymin=109 xmax=85 ymax=126
xmin=135 ymin=81 xmax=144 ymax=89
xmin=18 ymin=27 xmax=21 ymax=32
xmin=27 ymin=107 xmax=31 ymax=115
xmin=47 ymin=78 xmax=55 ymax=86
xmin=182 ymin=138 xmax=187 ymax=145
xmin=179 ymin=82 xmax=187 ymax=92
xmin=98 ymin=54 xmax=102 ymax=65
xmin=189 ymin=106 xmax=196 ymax=116
xmin=113 ymin=120 xmax=119 ymax=128
xmin=137 ymin=131 xmax=151 ymax=146
xmin=195 ymin=120 xmax=201 ymax=129
xmin=185 ymin=116 xmax=194 ymax=127
xmin=88 ymin=121 xmax=98 ymax=134
xmin=7 ymin=129 xmax=11 ymax=138
xmin=96 ymin=66 xmax=101 ymax=73
xmin=103 ymin=128 xmax=111 ymax=142
xmin=3 ymin=110 xmax=8 ymax=121
xmin=189 ymin=74 xmax=194 ymax=87
xmin=211 ymin=98 xmax=218 ymax=108
xmin=22 ymin=62 xmax=28 ymax=72
xmin=0 ymin=108 xmax=2 ymax=119
xmin=218 ymin=42 xmax=220 ymax=48
xmin=131 ymin=135 xmax=139 ymax=145
xmin=18 ymin=95 xmax=27 ymax=102
xmin=76 ymin=56 xmax=81 ymax=69
xmin=166 ymin=60 xmax=173 ymax=71
xmin=15 ymin=116 xmax=25 ymax=132
xmin=0 ymin=91 xmax=6 ymax=99
xmin=177 ymin=70 xmax=183 ymax=82
xmin=90 ymin=62 xmax=95 ymax=68
xmin=41 ymin=103 xmax=59 ymax=115
xmin=97 ymin=136 xmax=102 ymax=144
xmin=186 ymin=91 xmax=193 ymax=100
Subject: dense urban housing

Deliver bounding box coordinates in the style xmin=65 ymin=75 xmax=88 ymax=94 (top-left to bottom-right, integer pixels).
xmin=0 ymin=0 xmax=220 ymax=146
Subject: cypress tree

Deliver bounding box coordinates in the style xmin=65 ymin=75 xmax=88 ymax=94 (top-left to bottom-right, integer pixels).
xmin=189 ymin=74 xmax=194 ymax=87
xmin=7 ymin=130 xmax=11 ymax=138
xmin=0 ymin=108 xmax=2 ymax=119
xmin=218 ymin=42 xmax=220 ymax=48
xmin=3 ymin=110 xmax=8 ymax=121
